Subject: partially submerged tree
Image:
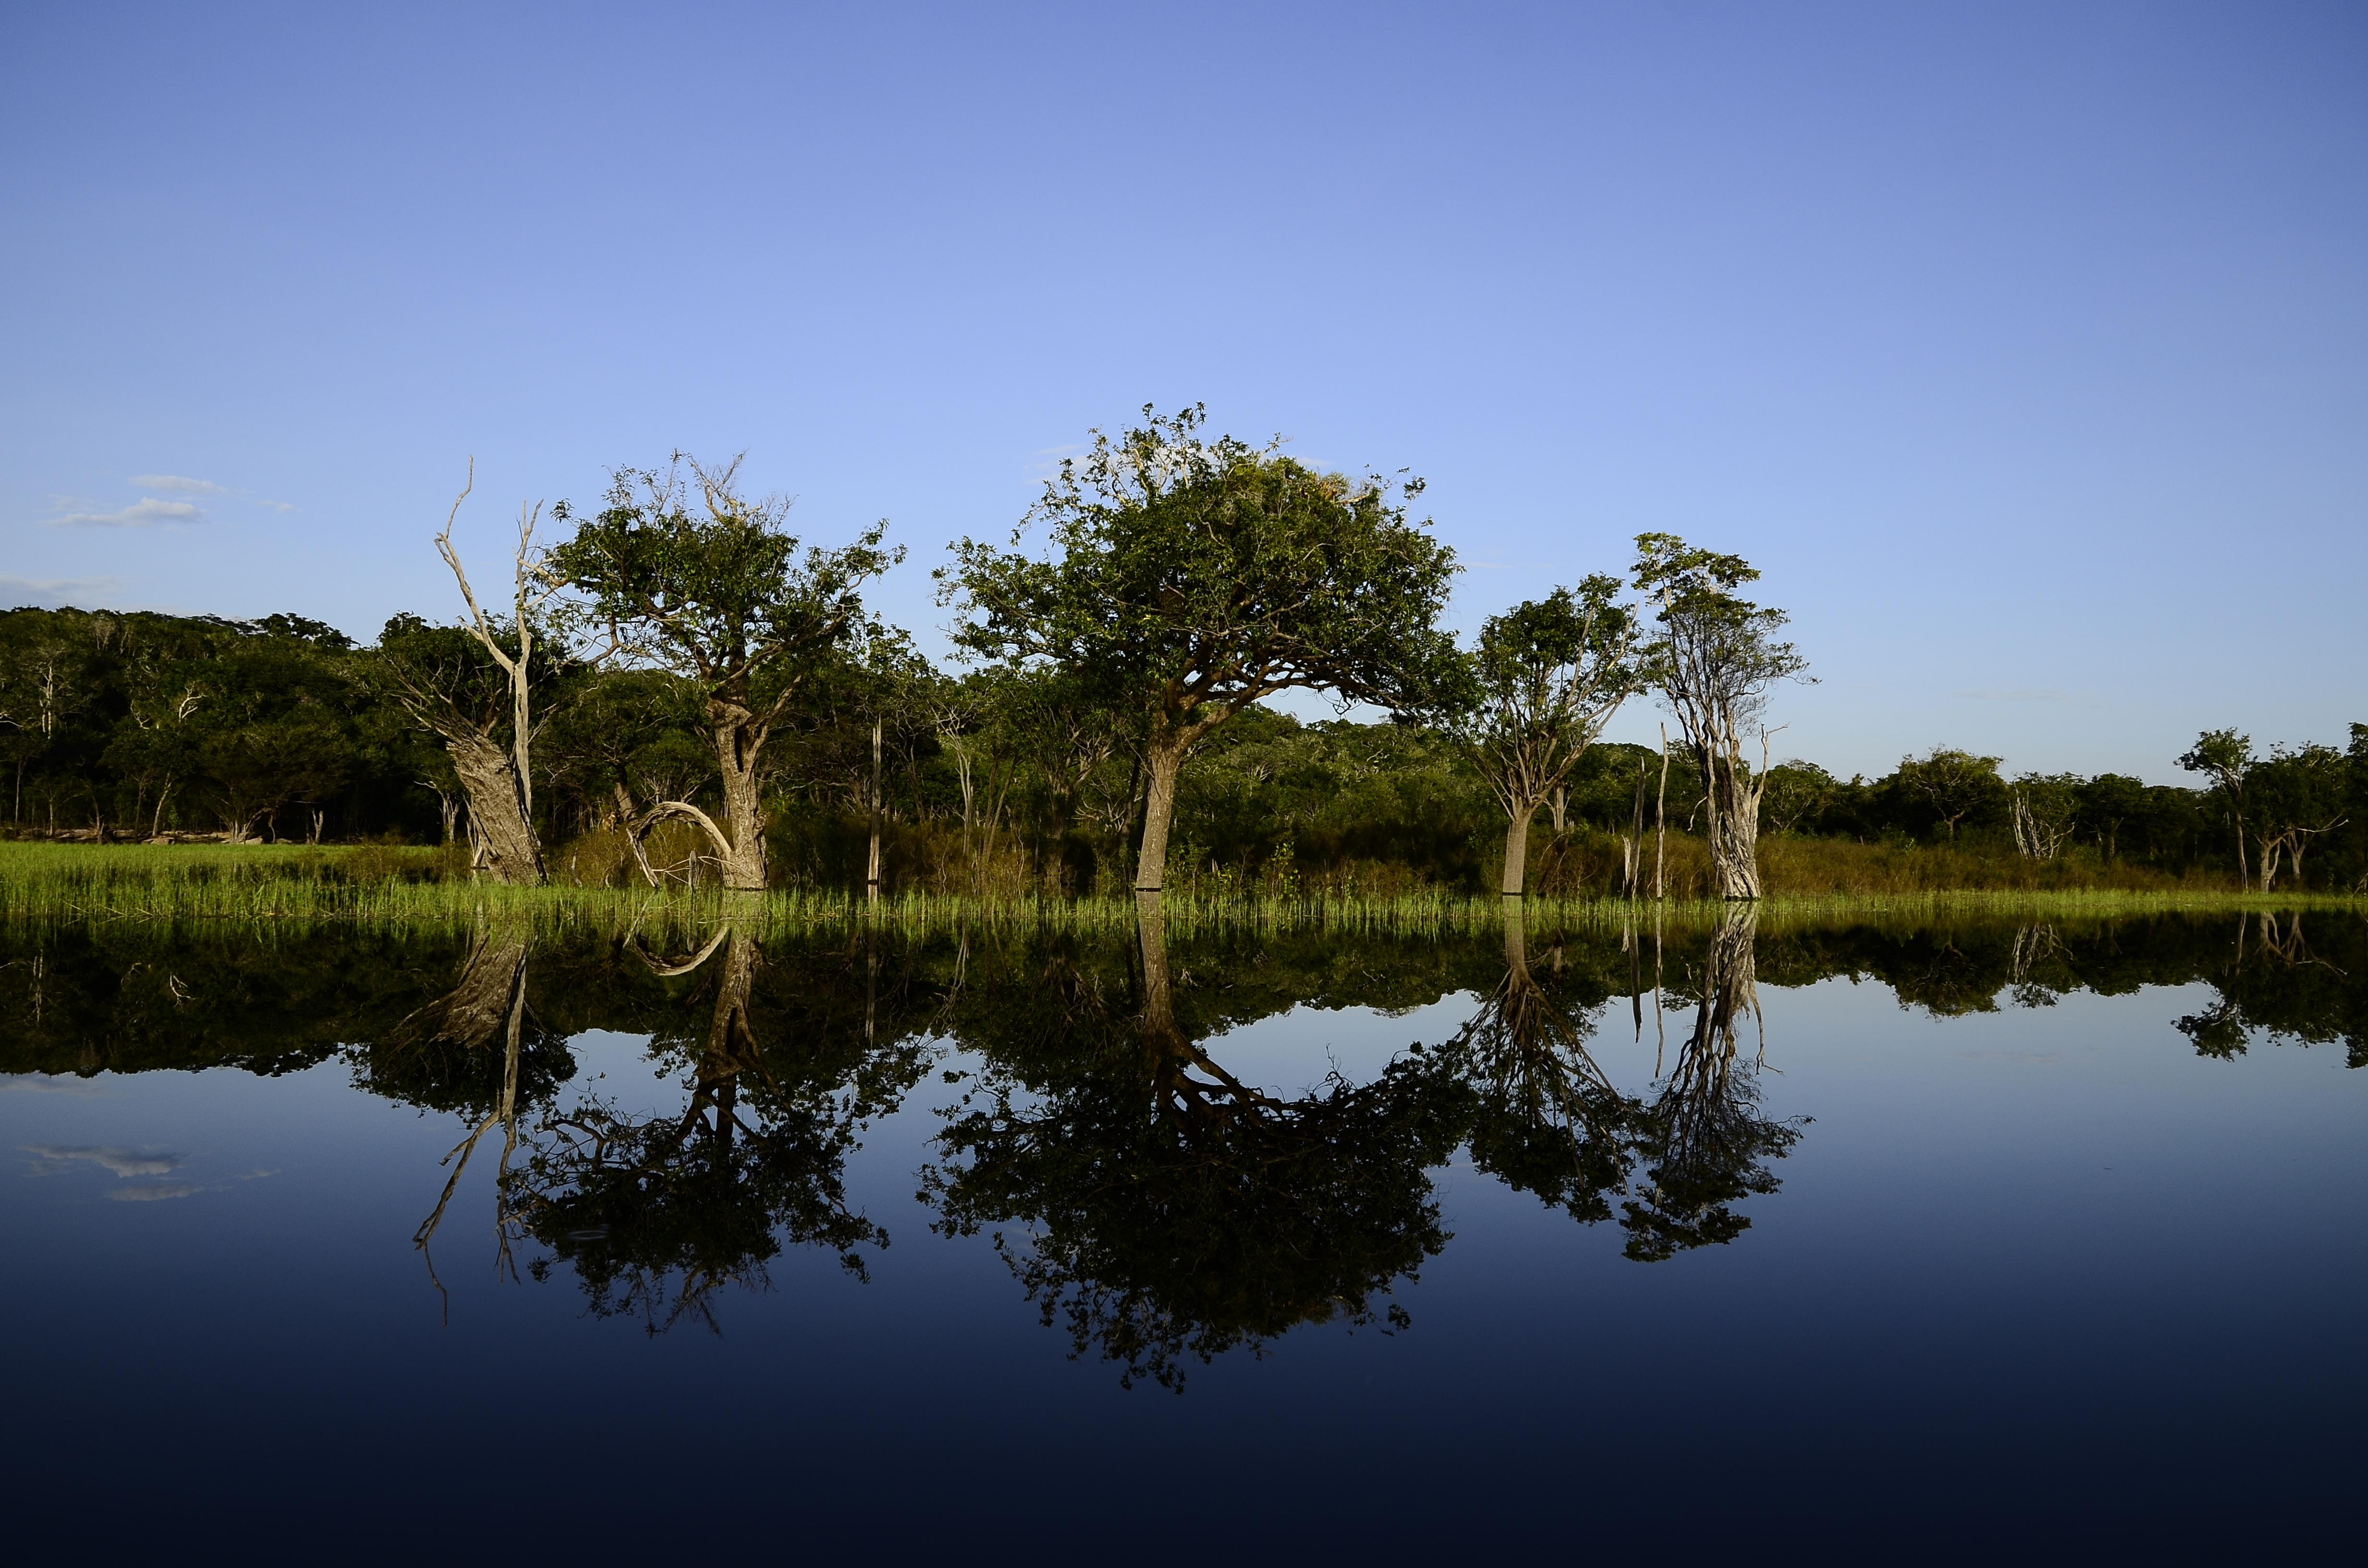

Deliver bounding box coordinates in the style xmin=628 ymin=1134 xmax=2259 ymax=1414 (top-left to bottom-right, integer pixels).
xmin=1447 ymin=579 xmax=1640 ymax=897
xmin=551 ymin=454 xmax=900 ymax=890
xmin=940 ymin=404 xmax=1460 ymax=892
xmin=1631 ymin=535 xmax=1808 ymax=900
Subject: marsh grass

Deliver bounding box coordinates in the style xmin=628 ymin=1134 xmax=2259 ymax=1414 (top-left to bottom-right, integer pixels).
xmin=2 ymin=841 xmax=2356 ymax=943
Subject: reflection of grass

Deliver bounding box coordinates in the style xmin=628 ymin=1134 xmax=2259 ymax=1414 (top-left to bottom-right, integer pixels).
xmin=0 ymin=841 xmax=2357 ymax=936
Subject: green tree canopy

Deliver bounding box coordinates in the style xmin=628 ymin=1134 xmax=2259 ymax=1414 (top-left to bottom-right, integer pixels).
xmin=939 ymin=404 xmax=1461 ymax=892
xmin=550 ymin=453 xmax=900 ymax=888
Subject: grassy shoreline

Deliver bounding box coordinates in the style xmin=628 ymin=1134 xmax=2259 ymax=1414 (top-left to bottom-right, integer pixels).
xmin=1 ymin=841 xmax=2359 ymax=936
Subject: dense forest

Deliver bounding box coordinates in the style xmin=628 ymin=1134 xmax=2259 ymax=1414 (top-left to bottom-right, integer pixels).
xmin=3 ymin=416 xmax=2361 ymax=897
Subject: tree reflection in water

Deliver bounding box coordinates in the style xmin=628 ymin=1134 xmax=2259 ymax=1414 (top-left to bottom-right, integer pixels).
xmin=501 ymin=903 xmax=925 ymax=1335
xmin=925 ymin=893 xmax=1468 ymax=1389
xmin=13 ymin=906 xmax=2358 ymax=1361
xmin=1622 ymin=906 xmax=1803 ymax=1262
xmin=1455 ymin=906 xmax=1640 ymax=1226
xmin=398 ymin=923 xmax=538 ymax=1314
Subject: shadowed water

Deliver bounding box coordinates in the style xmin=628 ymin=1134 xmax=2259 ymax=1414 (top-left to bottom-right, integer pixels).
xmin=2 ymin=906 xmax=2363 ymax=1559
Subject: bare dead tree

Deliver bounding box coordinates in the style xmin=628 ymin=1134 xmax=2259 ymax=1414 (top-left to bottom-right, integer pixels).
xmin=427 ymin=458 xmax=565 ymax=883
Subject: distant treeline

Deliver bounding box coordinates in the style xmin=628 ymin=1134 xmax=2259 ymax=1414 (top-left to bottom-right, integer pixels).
xmin=4 ymin=601 xmax=2361 ymax=895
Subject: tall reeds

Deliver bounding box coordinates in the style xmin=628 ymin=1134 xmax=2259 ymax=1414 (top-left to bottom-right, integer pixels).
xmin=1 ymin=841 xmax=2354 ymax=944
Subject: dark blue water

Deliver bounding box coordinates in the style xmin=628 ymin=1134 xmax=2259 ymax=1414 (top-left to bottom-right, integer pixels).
xmin=3 ymin=913 xmax=2361 ymax=1561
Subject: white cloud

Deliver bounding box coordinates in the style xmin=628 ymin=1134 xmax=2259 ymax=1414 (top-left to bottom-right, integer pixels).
xmin=46 ymin=498 xmax=202 ymax=529
xmin=131 ymin=474 xmax=227 ymax=495
xmin=0 ymin=1074 xmax=103 ymax=1095
xmin=109 ymin=1182 xmax=201 ymax=1201
xmin=23 ymin=1144 xmax=184 ymax=1178
xmin=0 ymin=574 xmax=124 ymax=604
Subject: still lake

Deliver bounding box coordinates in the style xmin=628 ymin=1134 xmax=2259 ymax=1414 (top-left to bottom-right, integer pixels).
xmin=3 ymin=908 xmax=2363 ymax=1560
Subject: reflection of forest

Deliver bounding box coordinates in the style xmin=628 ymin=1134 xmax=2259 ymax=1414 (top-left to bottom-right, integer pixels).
xmin=3 ymin=909 xmax=2363 ymax=1362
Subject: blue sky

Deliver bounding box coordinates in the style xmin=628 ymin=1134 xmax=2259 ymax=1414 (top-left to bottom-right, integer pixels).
xmin=4 ymin=1 xmax=2361 ymax=782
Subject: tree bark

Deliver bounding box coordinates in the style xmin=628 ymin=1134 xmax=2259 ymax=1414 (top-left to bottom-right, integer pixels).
xmin=446 ymin=731 xmax=545 ymax=884
xmin=710 ymin=710 xmax=770 ymax=890
xmin=1501 ymin=806 xmax=1535 ymax=897
xmin=1135 ymin=739 xmax=1187 ymax=892
xmin=1705 ymin=752 xmax=1764 ymax=900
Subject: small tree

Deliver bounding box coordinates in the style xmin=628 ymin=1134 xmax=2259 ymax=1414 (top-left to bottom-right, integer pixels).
xmin=2076 ymin=773 xmax=2148 ymax=862
xmin=2247 ymin=743 xmax=2348 ymax=891
xmin=551 ymin=454 xmax=899 ymax=891
xmin=940 ymin=405 xmax=1460 ymax=893
xmin=1630 ymin=535 xmax=1808 ymax=899
xmin=2178 ymin=728 xmax=2254 ymax=884
xmin=1448 ymin=579 xmax=1641 ymax=897
xmin=1759 ymin=760 xmax=1838 ymax=837
xmin=2009 ymin=772 xmax=2083 ymax=860
xmin=1895 ymin=746 xmax=2005 ymax=841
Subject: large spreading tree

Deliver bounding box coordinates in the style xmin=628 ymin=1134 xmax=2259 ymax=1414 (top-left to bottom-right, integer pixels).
xmin=939 ymin=404 xmax=1461 ymax=893
xmin=550 ymin=454 xmax=898 ymax=890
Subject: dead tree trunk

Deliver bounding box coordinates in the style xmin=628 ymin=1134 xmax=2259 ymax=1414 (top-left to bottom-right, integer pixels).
xmin=432 ymin=460 xmax=554 ymax=886
xmin=448 ymin=732 xmax=545 ymax=885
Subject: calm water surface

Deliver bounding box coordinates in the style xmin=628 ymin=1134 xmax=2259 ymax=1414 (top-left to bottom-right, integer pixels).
xmin=3 ymin=909 xmax=2362 ymax=1560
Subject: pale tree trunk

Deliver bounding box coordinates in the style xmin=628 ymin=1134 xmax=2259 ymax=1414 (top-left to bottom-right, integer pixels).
xmin=447 ymin=732 xmax=545 ymax=884
xmin=1705 ymin=752 xmax=1764 ymax=900
xmin=1690 ymin=902 xmax=1760 ymax=1057
xmin=1501 ymin=803 xmax=1537 ymax=897
xmin=709 ymin=712 xmax=771 ymax=891
xmin=703 ymin=910 xmax=763 ymax=1081
xmin=1135 ymin=738 xmax=1187 ymax=893
xmin=1654 ymin=728 xmax=1671 ymax=899
xmin=866 ymin=718 xmax=883 ymax=906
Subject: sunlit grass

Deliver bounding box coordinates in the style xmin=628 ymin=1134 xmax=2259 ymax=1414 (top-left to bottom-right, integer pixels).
xmin=0 ymin=840 xmax=2356 ymax=939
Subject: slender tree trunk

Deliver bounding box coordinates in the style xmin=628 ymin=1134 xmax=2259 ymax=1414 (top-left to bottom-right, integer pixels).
xmin=1135 ymin=738 xmax=1187 ymax=893
xmin=1653 ymin=729 xmax=1670 ymax=900
xmin=866 ymin=718 xmax=883 ymax=906
xmin=1501 ymin=803 xmax=1536 ymax=897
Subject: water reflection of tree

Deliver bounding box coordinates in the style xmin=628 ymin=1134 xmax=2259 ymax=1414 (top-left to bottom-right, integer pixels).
xmin=1455 ymin=908 xmax=1640 ymax=1225
xmin=926 ymin=894 xmax=1468 ymax=1390
xmin=397 ymin=924 xmax=548 ymax=1310
xmin=1621 ymin=907 xmax=1803 ymax=1262
xmin=501 ymin=908 xmax=929 ymax=1335
xmin=2175 ymin=911 xmax=2363 ymax=1065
